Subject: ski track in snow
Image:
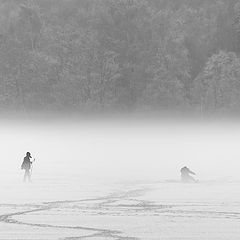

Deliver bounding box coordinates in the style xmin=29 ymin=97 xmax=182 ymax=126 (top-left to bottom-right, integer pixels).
xmin=1 ymin=186 xmax=240 ymax=240
xmin=0 ymin=188 xmax=149 ymax=240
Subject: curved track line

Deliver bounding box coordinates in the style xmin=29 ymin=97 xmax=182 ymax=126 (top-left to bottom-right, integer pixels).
xmin=0 ymin=189 xmax=147 ymax=240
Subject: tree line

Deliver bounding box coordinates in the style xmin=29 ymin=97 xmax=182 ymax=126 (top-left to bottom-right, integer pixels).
xmin=1 ymin=0 xmax=240 ymax=115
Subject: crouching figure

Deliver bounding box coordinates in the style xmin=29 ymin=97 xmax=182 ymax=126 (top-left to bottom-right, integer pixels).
xmin=180 ymin=166 xmax=196 ymax=183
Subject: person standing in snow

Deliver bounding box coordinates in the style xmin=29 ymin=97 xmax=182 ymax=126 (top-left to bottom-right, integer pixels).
xmin=21 ymin=152 xmax=33 ymax=182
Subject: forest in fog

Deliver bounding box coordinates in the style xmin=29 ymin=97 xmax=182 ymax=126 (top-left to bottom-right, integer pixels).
xmin=1 ymin=0 xmax=240 ymax=114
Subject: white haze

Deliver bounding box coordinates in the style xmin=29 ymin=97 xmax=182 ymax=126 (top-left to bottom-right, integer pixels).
xmin=1 ymin=118 xmax=240 ymax=240
xmin=1 ymin=118 xmax=240 ymax=185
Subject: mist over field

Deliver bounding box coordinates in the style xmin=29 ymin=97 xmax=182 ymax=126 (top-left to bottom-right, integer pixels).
xmin=1 ymin=117 xmax=240 ymax=239
xmin=1 ymin=117 xmax=240 ymax=184
xmin=1 ymin=0 xmax=240 ymax=239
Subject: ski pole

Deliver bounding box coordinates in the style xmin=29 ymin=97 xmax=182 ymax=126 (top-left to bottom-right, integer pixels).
xmin=30 ymin=159 xmax=36 ymax=178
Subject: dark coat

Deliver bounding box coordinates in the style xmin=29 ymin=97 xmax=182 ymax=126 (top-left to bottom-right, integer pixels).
xmin=21 ymin=156 xmax=32 ymax=170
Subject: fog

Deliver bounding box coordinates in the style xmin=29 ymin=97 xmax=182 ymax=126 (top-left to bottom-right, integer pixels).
xmin=1 ymin=118 xmax=240 ymax=185
xmin=1 ymin=118 xmax=240 ymax=239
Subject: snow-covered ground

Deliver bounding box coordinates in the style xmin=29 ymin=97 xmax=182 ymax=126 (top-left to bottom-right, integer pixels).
xmin=1 ymin=118 xmax=240 ymax=239
xmin=0 ymin=179 xmax=240 ymax=240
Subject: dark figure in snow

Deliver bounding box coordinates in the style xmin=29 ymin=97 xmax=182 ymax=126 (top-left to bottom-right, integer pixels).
xmin=21 ymin=152 xmax=33 ymax=182
xmin=181 ymin=166 xmax=196 ymax=183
